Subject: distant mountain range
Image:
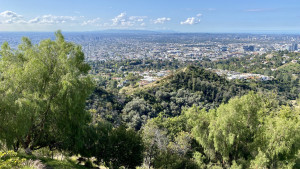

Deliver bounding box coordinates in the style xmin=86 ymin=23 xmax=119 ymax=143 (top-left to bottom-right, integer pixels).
xmin=90 ymin=29 xmax=178 ymax=34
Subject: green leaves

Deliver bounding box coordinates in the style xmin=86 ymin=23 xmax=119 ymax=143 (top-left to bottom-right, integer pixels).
xmin=186 ymin=92 xmax=300 ymax=168
xmin=261 ymin=108 xmax=300 ymax=168
xmin=0 ymin=151 xmax=26 ymax=169
xmin=0 ymin=31 xmax=94 ymax=152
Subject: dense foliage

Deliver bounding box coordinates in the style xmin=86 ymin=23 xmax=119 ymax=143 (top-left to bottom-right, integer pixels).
xmin=142 ymin=92 xmax=300 ymax=168
xmin=0 ymin=31 xmax=93 ymax=153
xmin=77 ymin=122 xmax=144 ymax=169
xmin=201 ymin=51 xmax=300 ymax=100
xmin=121 ymin=66 xmax=251 ymax=130
xmin=88 ymin=59 xmax=182 ymax=74
xmin=0 ymin=32 xmax=145 ymax=169
xmin=86 ymin=87 xmax=124 ymax=125
xmin=0 ymin=151 xmax=26 ymax=169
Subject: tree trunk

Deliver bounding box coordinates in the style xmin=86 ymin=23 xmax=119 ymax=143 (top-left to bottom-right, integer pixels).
xmin=25 ymin=147 xmax=32 ymax=155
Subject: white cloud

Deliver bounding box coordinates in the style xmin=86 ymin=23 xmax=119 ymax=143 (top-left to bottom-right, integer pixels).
xmin=82 ymin=17 xmax=101 ymax=26
xmin=180 ymin=17 xmax=200 ymax=25
xmin=0 ymin=11 xmax=78 ymax=25
xmin=153 ymin=17 xmax=171 ymax=24
xmin=0 ymin=10 xmax=25 ymax=24
xmin=129 ymin=16 xmax=147 ymax=22
xmin=0 ymin=10 xmax=21 ymax=18
xmin=112 ymin=12 xmax=130 ymax=26
xmin=28 ymin=15 xmax=76 ymax=24
xmin=181 ymin=13 xmax=202 ymax=25
xmin=0 ymin=10 xmax=153 ymax=30
xmin=112 ymin=12 xmax=147 ymax=27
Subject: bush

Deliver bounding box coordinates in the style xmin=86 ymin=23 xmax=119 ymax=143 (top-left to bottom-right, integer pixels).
xmin=0 ymin=151 xmax=26 ymax=169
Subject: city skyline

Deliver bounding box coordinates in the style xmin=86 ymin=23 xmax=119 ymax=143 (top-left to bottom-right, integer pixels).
xmin=1 ymin=0 xmax=300 ymax=33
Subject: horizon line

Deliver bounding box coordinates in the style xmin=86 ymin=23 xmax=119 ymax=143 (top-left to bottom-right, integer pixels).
xmin=0 ymin=29 xmax=300 ymax=35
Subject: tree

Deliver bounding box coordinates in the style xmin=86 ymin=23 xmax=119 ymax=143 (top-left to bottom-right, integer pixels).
xmin=76 ymin=120 xmax=113 ymax=166
xmin=106 ymin=126 xmax=144 ymax=169
xmin=122 ymin=98 xmax=153 ymax=130
xmin=142 ymin=120 xmax=169 ymax=168
xmin=260 ymin=106 xmax=300 ymax=168
xmin=77 ymin=123 xmax=144 ymax=169
xmin=185 ymin=92 xmax=300 ymax=168
xmin=0 ymin=31 xmax=94 ymax=153
xmin=142 ymin=116 xmax=196 ymax=169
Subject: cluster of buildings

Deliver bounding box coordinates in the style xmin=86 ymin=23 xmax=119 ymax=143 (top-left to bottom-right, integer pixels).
xmin=211 ymin=69 xmax=274 ymax=81
xmin=138 ymin=70 xmax=171 ymax=86
xmin=116 ymin=70 xmax=171 ymax=87
xmin=64 ymin=34 xmax=300 ymax=62
xmin=1 ymin=32 xmax=300 ymax=63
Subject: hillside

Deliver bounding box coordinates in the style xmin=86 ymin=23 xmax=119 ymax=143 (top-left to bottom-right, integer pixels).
xmin=277 ymin=62 xmax=300 ymax=75
xmin=135 ymin=65 xmax=250 ymax=107
xmin=121 ymin=66 xmax=252 ymax=130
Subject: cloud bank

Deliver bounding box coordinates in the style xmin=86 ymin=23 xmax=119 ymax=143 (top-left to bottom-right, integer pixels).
xmin=0 ymin=10 xmax=25 ymax=24
xmin=153 ymin=17 xmax=171 ymax=24
xmin=111 ymin=12 xmax=146 ymax=27
xmin=28 ymin=15 xmax=76 ymax=24
xmin=0 ymin=10 xmax=204 ymax=31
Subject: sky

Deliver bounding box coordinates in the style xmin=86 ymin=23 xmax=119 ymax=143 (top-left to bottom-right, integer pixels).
xmin=0 ymin=0 xmax=300 ymax=33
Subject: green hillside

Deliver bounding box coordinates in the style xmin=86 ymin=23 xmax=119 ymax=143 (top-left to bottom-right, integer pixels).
xmin=121 ymin=66 xmax=251 ymax=130
xmin=277 ymin=62 xmax=300 ymax=75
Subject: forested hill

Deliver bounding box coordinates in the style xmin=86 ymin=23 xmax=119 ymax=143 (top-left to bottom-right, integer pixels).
xmin=134 ymin=65 xmax=250 ymax=108
xmin=119 ymin=66 xmax=252 ymax=130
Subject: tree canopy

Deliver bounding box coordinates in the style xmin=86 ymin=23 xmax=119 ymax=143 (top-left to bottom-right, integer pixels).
xmin=185 ymin=92 xmax=300 ymax=168
xmin=0 ymin=31 xmax=94 ymax=153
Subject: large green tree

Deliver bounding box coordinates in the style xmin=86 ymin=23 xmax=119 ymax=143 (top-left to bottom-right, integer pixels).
xmin=186 ymin=92 xmax=300 ymax=168
xmin=0 ymin=31 xmax=94 ymax=153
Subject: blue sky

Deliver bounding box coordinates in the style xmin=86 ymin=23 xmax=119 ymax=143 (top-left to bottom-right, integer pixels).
xmin=0 ymin=0 xmax=300 ymax=33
